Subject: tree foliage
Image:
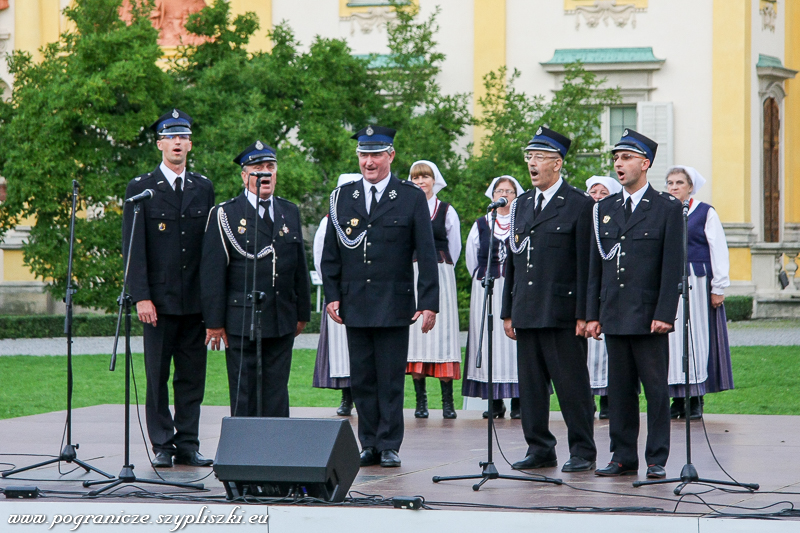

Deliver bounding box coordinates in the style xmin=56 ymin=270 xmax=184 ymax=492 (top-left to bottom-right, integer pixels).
xmin=0 ymin=0 xmax=619 ymax=313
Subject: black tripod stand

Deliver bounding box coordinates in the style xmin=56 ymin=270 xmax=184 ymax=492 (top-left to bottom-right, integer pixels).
xmin=83 ymin=200 xmax=203 ymax=496
xmin=433 ymin=204 xmax=561 ymax=490
xmin=633 ymin=199 xmax=758 ymax=495
xmin=3 ymin=181 xmax=112 ymax=481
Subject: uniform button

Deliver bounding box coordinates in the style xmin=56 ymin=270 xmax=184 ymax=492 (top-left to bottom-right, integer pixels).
xmin=367 ymin=261 xmax=372 ymax=264
xmin=367 ymin=279 xmax=371 ymax=283
xmin=275 ymin=273 xmax=279 ymax=277
xmin=531 ymin=230 xmax=535 ymax=234
xmin=181 ymin=215 xmax=185 ymax=218
xmin=183 ymin=266 xmax=187 ymax=269
xmin=556 ymin=226 xmax=560 ymax=230
xmin=568 ymin=291 xmax=572 ymax=295
xmin=620 ymin=252 xmax=626 ymax=256
xmin=367 ymin=242 xmax=372 ymax=246
xmin=528 ymin=264 xmax=533 ymax=268
xmin=644 ymin=232 xmax=648 ymax=236
xmin=181 ymin=231 xmax=185 ymax=235
xmin=621 ymin=235 xmax=626 ymax=240
xmin=182 ymin=248 xmax=186 ymax=252
xmin=620 ymin=268 xmax=625 ymax=272
xmin=367 ymin=224 xmax=372 ymax=228
xmin=528 ymin=281 xmax=533 ymax=285
xmin=604 ymin=231 xmax=609 ymax=235
xmin=276 ymin=291 xmax=279 ymax=295
xmin=620 ymin=283 xmax=625 ymax=288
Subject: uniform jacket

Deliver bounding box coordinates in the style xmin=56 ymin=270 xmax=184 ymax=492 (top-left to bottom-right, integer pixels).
xmin=586 ymin=185 xmax=683 ymax=335
xmin=122 ymin=166 xmax=215 ymax=315
xmin=501 ymin=180 xmax=593 ymax=328
xmin=200 ymin=192 xmax=311 ymax=338
xmin=321 ymin=175 xmax=439 ymax=328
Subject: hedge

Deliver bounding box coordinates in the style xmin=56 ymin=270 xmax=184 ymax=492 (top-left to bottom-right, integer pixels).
xmin=0 ymin=314 xmax=144 ymax=339
xmin=725 ymin=295 xmax=753 ymax=322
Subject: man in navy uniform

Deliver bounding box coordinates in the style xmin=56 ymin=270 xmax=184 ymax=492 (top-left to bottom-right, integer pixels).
xmin=501 ymin=127 xmax=597 ymax=473
xmin=586 ymin=129 xmax=682 ymax=479
xmin=321 ymin=126 xmax=439 ymax=468
xmin=123 ymin=109 xmax=215 ymax=468
xmin=201 ymin=141 xmax=311 ymax=418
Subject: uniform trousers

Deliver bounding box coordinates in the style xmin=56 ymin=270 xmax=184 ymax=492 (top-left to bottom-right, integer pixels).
xmin=225 ymin=333 xmax=294 ymax=418
xmin=605 ymin=334 xmax=670 ymax=467
xmin=346 ymin=326 xmax=409 ymax=452
xmin=516 ymin=328 xmax=596 ymax=462
xmin=142 ymin=313 xmax=207 ymax=455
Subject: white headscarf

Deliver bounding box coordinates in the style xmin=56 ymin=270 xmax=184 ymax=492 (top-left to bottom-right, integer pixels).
xmin=484 ymin=175 xmax=525 ymax=200
xmin=408 ymin=160 xmax=447 ymax=195
xmin=667 ymin=165 xmax=706 ymax=195
xmin=337 ymin=173 xmax=362 ymax=187
xmin=585 ymin=175 xmax=622 ymax=196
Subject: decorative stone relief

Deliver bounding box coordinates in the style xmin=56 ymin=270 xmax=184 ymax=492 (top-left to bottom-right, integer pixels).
xmin=120 ymin=0 xmax=208 ymax=47
xmin=760 ymin=1 xmax=777 ymax=32
xmin=566 ymin=1 xmax=644 ymax=30
xmin=0 ymin=29 xmax=9 ymax=52
xmin=341 ymin=7 xmax=397 ymax=36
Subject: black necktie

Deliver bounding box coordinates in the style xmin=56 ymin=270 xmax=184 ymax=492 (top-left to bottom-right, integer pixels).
xmin=175 ymin=176 xmax=183 ymax=204
xmin=370 ymin=186 xmax=379 ymax=215
xmin=624 ymin=197 xmax=633 ymax=222
xmin=533 ymin=193 xmax=544 ymax=219
xmin=259 ymin=199 xmax=273 ymax=233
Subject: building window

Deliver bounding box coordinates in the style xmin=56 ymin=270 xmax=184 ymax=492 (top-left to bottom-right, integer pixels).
xmin=609 ymin=105 xmax=637 ymax=144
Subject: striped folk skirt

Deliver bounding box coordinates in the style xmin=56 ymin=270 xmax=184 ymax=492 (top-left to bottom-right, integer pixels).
xmin=587 ymin=336 xmax=609 ymax=395
xmin=406 ymin=262 xmax=461 ymax=379
xmin=312 ymin=300 xmax=351 ymax=390
xmin=461 ymin=275 xmax=519 ymax=399
xmin=667 ymin=273 xmax=734 ymax=397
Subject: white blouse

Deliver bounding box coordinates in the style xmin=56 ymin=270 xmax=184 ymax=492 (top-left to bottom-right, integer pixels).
xmin=689 ymin=201 xmax=730 ymax=295
xmin=428 ymin=195 xmax=462 ymax=265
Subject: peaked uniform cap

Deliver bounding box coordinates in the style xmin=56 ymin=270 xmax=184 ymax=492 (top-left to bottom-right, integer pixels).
xmin=151 ymin=108 xmax=193 ymax=135
xmin=233 ymin=140 xmax=277 ymax=166
xmin=612 ymin=128 xmax=658 ymax=165
xmin=524 ymin=126 xmax=572 ymax=158
xmin=351 ymin=125 xmax=397 ymax=153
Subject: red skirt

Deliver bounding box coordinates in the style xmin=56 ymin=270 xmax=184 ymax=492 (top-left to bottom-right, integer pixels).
xmin=405 ymin=361 xmax=461 ymax=379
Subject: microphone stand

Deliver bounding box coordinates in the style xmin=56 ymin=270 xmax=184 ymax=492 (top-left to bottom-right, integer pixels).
xmin=83 ymin=199 xmax=203 ymax=495
xmin=433 ymin=202 xmax=562 ymax=490
xmin=633 ymin=200 xmax=758 ymax=494
xmin=3 ymin=181 xmax=111 ymax=480
xmin=248 ymin=180 xmax=267 ymax=418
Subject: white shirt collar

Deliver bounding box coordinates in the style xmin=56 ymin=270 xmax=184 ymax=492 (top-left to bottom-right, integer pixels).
xmin=426 ymin=194 xmax=438 ymax=214
xmin=622 ymin=182 xmax=650 ymax=211
xmin=363 ymin=173 xmax=392 ymax=195
xmin=534 ymin=177 xmax=563 ymax=208
xmin=159 ymin=162 xmax=186 ymax=189
xmin=244 ymin=190 xmax=274 ymax=221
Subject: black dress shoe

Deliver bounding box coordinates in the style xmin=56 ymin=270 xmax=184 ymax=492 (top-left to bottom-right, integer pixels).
xmin=360 ymin=447 xmax=379 ymax=467
xmin=174 ymin=451 xmax=213 ymax=467
xmin=595 ymin=462 xmax=638 ymax=477
xmin=561 ymin=457 xmax=596 ymax=472
xmin=380 ymin=449 xmax=401 ymax=467
xmin=151 ymin=451 xmax=173 ymax=468
xmin=509 ymin=398 xmax=521 ymax=419
xmin=646 ymin=464 xmax=666 ymax=478
xmin=511 ymin=454 xmax=557 ymax=470
xmin=670 ymin=397 xmax=685 ymax=419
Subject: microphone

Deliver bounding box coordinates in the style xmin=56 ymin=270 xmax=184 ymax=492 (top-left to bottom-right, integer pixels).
xmin=125 ymin=189 xmax=155 ymax=204
xmin=487 ymin=197 xmax=508 ymax=211
xmin=683 ymin=199 xmax=690 ymax=216
xmin=249 ymin=172 xmax=273 ymax=179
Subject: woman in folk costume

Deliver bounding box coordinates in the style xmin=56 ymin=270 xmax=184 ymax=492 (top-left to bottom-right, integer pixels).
xmin=584 ymin=175 xmax=623 ymax=419
xmin=665 ymin=166 xmax=733 ymax=420
xmin=406 ymin=161 xmax=463 ymax=419
xmin=463 ymin=176 xmax=524 ymax=419
xmin=312 ymin=174 xmax=363 ymax=416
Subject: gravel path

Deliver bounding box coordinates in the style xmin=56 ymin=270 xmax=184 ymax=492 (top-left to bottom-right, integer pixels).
xmin=0 ymin=323 xmax=798 ymax=356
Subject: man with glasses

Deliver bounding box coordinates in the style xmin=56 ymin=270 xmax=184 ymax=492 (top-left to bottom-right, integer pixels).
xmin=321 ymin=125 xmax=439 ymax=468
xmin=123 ymin=109 xmax=215 ymax=468
xmin=501 ymin=127 xmax=597 ymax=473
xmin=586 ymin=129 xmax=682 ymax=479
xmin=201 ymin=141 xmax=311 ymax=418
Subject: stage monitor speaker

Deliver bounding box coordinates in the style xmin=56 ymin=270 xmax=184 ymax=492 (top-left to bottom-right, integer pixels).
xmin=213 ymin=417 xmax=360 ymax=502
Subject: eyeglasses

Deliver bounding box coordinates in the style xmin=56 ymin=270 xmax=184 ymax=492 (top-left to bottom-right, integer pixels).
xmin=524 ymin=153 xmax=560 ymax=163
xmin=612 ymin=153 xmax=645 ymax=163
xmin=162 ymin=134 xmax=190 ymax=140
xmin=493 ymin=189 xmax=517 ymax=196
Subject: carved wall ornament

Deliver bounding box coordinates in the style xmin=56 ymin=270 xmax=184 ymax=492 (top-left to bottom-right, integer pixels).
xmin=120 ymin=0 xmax=208 ymax=47
xmin=341 ymin=7 xmax=397 ymax=36
xmin=566 ymin=1 xmax=644 ymax=30
xmin=760 ymin=0 xmax=777 ymax=33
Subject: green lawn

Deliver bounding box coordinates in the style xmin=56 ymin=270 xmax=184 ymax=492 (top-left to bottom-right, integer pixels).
xmin=0 ymin=346 xmax=797 ymax=420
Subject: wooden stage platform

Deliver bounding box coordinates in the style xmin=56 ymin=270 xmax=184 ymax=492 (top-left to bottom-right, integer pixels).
xmin=1 ymin=405 xmax=799 ymax=531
